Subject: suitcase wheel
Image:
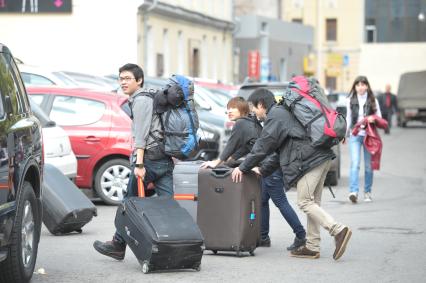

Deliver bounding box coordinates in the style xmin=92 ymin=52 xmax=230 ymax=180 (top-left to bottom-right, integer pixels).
xmin=75 ymin=229 xmax=82 ymax=234
xmin=249 ymin=250 xmax=255 ymax=256
xmin=142 ymin=261 xmax=150 ymax=274
xmin=212 ymin=250 xmax=218 ymax=255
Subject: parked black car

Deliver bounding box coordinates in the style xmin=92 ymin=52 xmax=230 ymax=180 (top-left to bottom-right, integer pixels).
xmin=238 ymin=82 xmax=340 ymax=186
xmin=0 ymin=43 xmax=43 ymax=282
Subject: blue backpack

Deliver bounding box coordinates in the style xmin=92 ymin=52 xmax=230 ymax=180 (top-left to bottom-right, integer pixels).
xmin=160 ymin=75 xmax=200 ymax=160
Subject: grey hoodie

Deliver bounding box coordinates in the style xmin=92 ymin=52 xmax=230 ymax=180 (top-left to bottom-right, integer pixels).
xmin=128 ymin=88 xmax=165 ymax=161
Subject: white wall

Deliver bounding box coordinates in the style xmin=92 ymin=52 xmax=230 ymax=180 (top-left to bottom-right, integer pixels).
xmin=0 ymin=0 xmax=142 ymax=75
xmin=359 ymin=43 xmax=426 ymax=93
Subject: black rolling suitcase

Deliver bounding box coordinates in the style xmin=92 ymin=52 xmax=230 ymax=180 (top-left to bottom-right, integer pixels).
xmin=115 ymin=179 xmax=204 ymax=273
xmin=173 ymin=161 xmax=202 ymax=221
xmin=197 ymin=167 xmax=261 ymax=256
xmin=42 ymin=164 xmax=97 ymax=235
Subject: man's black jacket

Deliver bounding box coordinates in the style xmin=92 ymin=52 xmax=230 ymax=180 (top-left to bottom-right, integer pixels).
xmin=239 ymin=104 xmax=335 ymax=188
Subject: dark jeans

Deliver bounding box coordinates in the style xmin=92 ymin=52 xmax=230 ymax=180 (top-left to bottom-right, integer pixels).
xmin=383 ymin=112 xmax=392 ymax=133
xmin=261 ymin=169 xmax=306 ymax=240
xmin=114 ymin=157 xmax=174 ymax=244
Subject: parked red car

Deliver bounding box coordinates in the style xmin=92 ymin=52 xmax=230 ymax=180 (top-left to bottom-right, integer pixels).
xmin=27 ymin=86 xmax=133 ymax=205
xmin=27 ymin=86 xmax=219 ymax=204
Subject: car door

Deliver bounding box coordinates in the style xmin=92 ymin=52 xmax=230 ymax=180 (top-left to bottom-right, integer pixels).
xmin=0 ymin=52 xmax=34 ymax=202
xmin=45 ymin=94 xmax=111 ymax=188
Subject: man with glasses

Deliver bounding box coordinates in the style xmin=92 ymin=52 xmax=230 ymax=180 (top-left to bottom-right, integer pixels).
xmin=93 ymin=63 xmax=174 ymax=261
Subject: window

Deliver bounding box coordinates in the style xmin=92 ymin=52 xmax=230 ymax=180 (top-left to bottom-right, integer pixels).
xmin=366 ymin=25 xmax=377 ymax=43
xmin=326 ymin=19 xmax=337 ymax=41
xmin=0 ymin=53 xmax=22 ymax=114
xmin=21 ymin=73 xmax=55 ymax=86
xmin=191 ymin=48 xmax=199 ymax=77
xmin=50 ymin=96 xmax=105 ymax=126
xmin=156 ymin=53 xmax=164 ymax=77
xmin=28 ymin=95 xmax=44 ymax=106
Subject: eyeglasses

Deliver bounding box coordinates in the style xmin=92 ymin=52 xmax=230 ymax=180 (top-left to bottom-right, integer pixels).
xmin=118 ymin=76 xmax=136 ymax=83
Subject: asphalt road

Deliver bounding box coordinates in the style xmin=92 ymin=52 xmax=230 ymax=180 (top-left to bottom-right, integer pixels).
xmin=32 ymin=125 xmax=426 ymax=283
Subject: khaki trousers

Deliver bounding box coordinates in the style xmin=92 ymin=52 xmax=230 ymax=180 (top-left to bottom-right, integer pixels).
xmin=296 ymin=160 xmax=344 ymax=252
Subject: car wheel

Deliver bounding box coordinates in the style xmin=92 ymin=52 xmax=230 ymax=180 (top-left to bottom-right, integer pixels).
xmin=94 ymin=158 xmax=131 ymax=205
xmin=0 ymin=182 xmax=41 ymax=283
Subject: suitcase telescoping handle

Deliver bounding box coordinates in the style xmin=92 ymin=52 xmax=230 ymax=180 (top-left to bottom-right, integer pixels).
xmin=211 ymin=168 xmax=232 ymax=178
xmin=137 ymin=177 xmax=145 ymax=198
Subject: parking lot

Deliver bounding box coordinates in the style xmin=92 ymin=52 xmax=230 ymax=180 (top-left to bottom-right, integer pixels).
xmin=32 ymin=126 xmax=426 ymax=283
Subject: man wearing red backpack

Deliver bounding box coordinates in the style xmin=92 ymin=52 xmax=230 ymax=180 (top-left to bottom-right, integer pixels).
xmin=232 ymin=87 xmax=352 ymax=260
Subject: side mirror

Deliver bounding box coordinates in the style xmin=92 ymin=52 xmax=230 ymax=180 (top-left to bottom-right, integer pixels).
xmin=4 ymin=96 xmax=13 ymax=115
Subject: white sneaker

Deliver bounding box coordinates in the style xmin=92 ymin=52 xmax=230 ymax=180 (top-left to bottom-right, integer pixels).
xmin=364 ymin=192 xmax=372 ymax=202
xmin=349 ymin=192 xmax=358 ymax=203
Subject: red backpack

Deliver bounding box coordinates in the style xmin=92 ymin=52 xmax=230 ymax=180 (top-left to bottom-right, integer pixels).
xmin=280 ymin=76 xmax=346 ymax=148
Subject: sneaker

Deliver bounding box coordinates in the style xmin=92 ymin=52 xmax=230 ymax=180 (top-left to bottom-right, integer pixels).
xmin=93 ymin=238 xmax=126 ymax=260
xmin=364 ymin=192 xmax=372 ymax=202
xmin=286 ymin=237 xmax=307 ymax=251
xmin=349 ymin=192 xmax=358 ymax=203
xmin=333 ymin=227 xmax=352 ymax=260
xmin=290 ymin=246 xmax=320 ymax=259
xmin=259 ymin=236 xmax=271 ymax=247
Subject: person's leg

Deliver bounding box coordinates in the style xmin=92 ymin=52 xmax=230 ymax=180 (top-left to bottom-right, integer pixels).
xmin=144 ymin=158 xmax=174 ymax=198
xmin=93 ymin=166 xmax=137 ymax=260
xmin=349 ymin=135 xmax=362 ymax=202
xmin=265 ymin=170 xmax=306 ymax=242
xmin=385 ymin=113 xmax=391 ymax=133
xmin=295 ymin=161 xmax=344 ymax=253
xmin=363 ymin=143 xmax=373 ymax=198
xmin=260 ymin=177 xmax=271 ymax=243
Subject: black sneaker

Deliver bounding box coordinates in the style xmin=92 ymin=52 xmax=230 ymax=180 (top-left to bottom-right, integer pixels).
xmin=93 ymin=239 xmax=126 ymax=260
xmin=259 ymin=237 xmax=271 ymax=247
xmin=286 ymin=237 xmax=307 ymax=251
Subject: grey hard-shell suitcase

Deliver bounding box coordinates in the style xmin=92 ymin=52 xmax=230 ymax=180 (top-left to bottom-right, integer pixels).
xmin=197 ymin=167 xmax=262 ymax=256
xmin=115 ymin=197 xmax=204 ymax=273
xmin=173 ymin=161 xmax=202 ymax=221
xmin=42 ymin=164 xmax=97 ymax=235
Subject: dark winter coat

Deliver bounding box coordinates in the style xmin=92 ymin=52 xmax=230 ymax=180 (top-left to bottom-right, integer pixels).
xmin=239 ymin=104 xmax=335 ymax=188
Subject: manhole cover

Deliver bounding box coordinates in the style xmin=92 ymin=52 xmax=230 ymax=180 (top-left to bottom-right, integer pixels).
xmin=358 ymin=227 xmax=422 ymax=235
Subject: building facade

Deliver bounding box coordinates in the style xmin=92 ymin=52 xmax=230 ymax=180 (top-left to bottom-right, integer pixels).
xmin=139 ymin=0 xmax=234 ymax=82
xmin=281 ymin=0 xmax=364 ymax=92
xmin=281 ymin=0 xmax=426 ymax=92
xmin=0 ymin=0 xmax=235 ymax=82
xmin=234 ymin=15 xmax=313 ymax=83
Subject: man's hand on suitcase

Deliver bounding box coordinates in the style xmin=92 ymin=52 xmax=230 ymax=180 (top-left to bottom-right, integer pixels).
xmin=231 ymin=167 xmax=243 ymax=183
xmin=134 ymin=167 xmax=146 ymax=179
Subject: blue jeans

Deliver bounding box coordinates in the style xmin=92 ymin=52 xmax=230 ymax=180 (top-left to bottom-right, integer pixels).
xmin=261 ymin=169 xmax=306 ymax=240
xmin=114 ymin=157 xmax=174 ymax=244
xmin=349 ymin=135 xmax=373 ymax=194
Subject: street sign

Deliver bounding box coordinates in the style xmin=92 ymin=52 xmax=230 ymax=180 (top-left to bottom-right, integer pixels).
xmin=0 ymin=0 xmax=72 ymax=13
xmin=248 ymin=50 xmax=260 ymax=80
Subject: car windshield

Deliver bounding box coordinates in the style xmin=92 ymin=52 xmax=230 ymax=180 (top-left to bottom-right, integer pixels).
xmin=52 ymin=72 xmax=79 ymax=86
xmin=28 ymin=97 xmax=55 ymax=127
